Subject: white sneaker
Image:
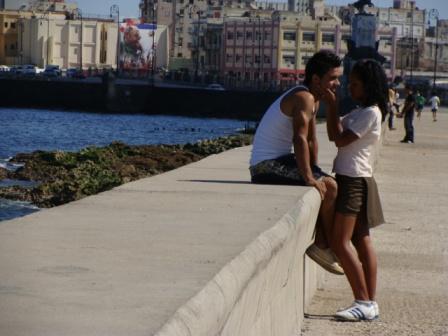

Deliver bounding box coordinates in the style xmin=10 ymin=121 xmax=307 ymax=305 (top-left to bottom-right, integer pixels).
xmin=305 ymin=244 xmax=344 ymax=275
xmin=372 ymin=301 xmax=379 ymax=319
xmin=334 ymin=300 xmax=376 ymax=321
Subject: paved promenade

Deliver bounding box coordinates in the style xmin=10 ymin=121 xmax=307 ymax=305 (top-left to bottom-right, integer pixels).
xmin=302 ymin=109 xmax=448 ymax=335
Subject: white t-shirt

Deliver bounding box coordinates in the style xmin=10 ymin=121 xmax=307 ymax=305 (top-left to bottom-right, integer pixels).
xmin=429 ymin=96 xmax=440 ymax=110
xmin=333 ymin=105 xmax=382 ymax=178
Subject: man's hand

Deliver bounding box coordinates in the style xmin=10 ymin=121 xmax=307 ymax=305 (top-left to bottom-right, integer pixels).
xmin=307 ymin=179 xmax=327 ymax=200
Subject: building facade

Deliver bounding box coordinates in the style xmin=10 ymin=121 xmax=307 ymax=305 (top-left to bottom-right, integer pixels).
xmin=18 ymin=14 xmax=118 ymax=69
xmin=222 ymin=10 xmax=397 ymax=88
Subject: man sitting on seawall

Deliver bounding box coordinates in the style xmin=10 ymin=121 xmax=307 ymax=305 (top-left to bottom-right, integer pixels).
xmin=249 ymin=50 xmax=343 ymax=275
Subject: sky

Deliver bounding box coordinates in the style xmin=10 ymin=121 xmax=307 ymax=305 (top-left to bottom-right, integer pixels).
xmin=74 ymin=0 xmax=448 ymax=20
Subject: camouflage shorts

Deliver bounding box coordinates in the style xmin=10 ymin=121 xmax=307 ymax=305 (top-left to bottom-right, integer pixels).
xmin=250 ymin=153 xmax=329 ymax=185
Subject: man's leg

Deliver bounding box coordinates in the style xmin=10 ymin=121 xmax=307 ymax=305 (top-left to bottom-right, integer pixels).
xmin=306 ymin=176 xmax=344 ymax=275
xmin=314 ymin=177 xmax=337 ymax=249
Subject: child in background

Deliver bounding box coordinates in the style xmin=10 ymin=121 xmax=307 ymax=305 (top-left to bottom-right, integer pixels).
xmin=323 ymin=59 xmax=388 ymax=321
xmin=415 ymin=91 xmax=426 ymax=119
xmin=429 ymin=92 xmax=440 ymax=122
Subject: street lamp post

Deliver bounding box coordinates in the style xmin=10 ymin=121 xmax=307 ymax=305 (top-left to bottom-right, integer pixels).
xmin=428 ymin=9 xmax=439 ymax=91
xmin=46 ymin=11 xmax=50 ymax=67
xmin=75 ymin=9 xmax=83 ymax=73
xmin=256 ymin=14 xmax=262 ymax=89
xmin=189 ymin=5 xmax=202 ymax=81
xmin=151 ymin=3 xmax=158 ymax=81
xmin=110 ymin=5 xmax=120 ymax=75
xmin=409 ymin=5 xmax=414 ymax=84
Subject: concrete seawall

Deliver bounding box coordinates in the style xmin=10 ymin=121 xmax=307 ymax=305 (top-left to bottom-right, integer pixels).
xmin=0 ymin=124 xmax=336 ymax=335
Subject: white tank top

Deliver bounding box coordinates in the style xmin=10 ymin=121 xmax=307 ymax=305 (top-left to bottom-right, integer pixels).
xmin=250 ymin=85 xmax=309 ymax=167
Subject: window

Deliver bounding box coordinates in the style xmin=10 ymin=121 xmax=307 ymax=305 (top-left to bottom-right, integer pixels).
xmin=255 ymin=55 xmax=260 ymax=64
xmin=235 ymin=54 xmax=241 ymax=62
xmin=302 ymin=32 xmax=315 ymax=42
xmin=226 ymin=54 xmax=233 ymax=62
xmin=342 ymin=34 xmax=351 ymax=41
xmin=11 ymin=22 xmax=16 ymax=29
xmin=246 ymin=31 xmax=252 ymax=40
xmin=302 ymin=56 xmax=312 ymax=65
xmin=227 ymin=31 xmax=234 ymax=40
xmin=283 ymin=32 xmax=296 ymax=41
xmin=264 ymin=30 xmax=270 ymax=40
xmin=282 ymin=55 xmax=295 ymax=64
xmin=236 ymin=31 xmax=243 ymax=40
xmin=322 ymin=33 xmax=334 ymax=43
xmin=245 ymin=55 xmax=252 ymax=63
xmin=4 ymin=22 xmax=8 ymax=28
xmin=264 ymin=55 xmax=271 ymax=63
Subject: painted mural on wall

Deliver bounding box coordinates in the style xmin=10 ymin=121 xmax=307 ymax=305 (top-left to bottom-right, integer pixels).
xmin=119 ymin=19 xmax=156 ymax=71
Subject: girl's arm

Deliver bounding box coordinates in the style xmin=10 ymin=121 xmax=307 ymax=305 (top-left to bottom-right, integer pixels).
xmin=323 ymin=88 xmax=359 ymax=148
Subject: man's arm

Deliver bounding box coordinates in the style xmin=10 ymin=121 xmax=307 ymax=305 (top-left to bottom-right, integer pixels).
xmin=308 ymin=111 xmax=318 ymax=167
xmin=290 ymin=94 xmax=326 ymax=199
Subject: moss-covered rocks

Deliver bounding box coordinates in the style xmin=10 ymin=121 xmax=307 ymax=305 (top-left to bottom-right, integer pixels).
xmin=0 ymin=134 xmax=253 ymax=208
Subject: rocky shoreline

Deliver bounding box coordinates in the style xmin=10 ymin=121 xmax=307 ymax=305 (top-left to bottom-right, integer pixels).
xmin=0 ymin=135 xmax=253 ymax=208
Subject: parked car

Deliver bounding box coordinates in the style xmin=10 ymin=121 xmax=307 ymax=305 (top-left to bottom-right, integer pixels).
xmin=43 ymin=64 xmax=61 ymax=77
xmin=10 ymin=65 xmax=24 ymax=75
xmin=0 ymin=65 xmax=10 ymax=72
xmin=205 ymin=83 xmax=226 ymax=91
xmin=22 ymin=65 xmax=40 ymax=76
xmin=66 ymin=67 xmax=85 ymax=79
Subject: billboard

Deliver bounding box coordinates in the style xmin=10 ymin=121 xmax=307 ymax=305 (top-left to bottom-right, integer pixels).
xmin=119 ymin=19 xmax=157 ymax=71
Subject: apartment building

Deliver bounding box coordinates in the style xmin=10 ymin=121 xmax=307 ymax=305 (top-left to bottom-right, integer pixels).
xmin=222 ymin=10 xmax=397 ymax=87
xmin=18 ymin=14 xmax=118 ymax=69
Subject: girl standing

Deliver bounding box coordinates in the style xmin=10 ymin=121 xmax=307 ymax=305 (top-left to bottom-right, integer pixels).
xmin=323 ymin=59 xmax=388 ymax=321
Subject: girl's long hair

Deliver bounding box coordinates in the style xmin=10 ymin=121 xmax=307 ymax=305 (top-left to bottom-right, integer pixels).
xmin=351 ymin=59 xmax=389 ymax=121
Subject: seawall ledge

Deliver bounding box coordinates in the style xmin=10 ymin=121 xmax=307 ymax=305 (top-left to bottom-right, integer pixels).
xmin=0 ymin=125 xmax=336 ymax=336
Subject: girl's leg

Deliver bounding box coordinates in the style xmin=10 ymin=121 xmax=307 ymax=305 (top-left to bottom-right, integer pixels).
xmin=331 ymin=212 xmax=370 ymax=301
xmin=351 ymin=219 xmax=377 ymax=301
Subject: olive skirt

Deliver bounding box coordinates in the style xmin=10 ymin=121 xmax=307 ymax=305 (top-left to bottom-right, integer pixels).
xmin=335 ymin=174 xmax=385 ymax=229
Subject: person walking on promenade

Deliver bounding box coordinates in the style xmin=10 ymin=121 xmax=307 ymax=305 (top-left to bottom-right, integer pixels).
xmin=429 ymin=92 xmax=440 ymax=122
xmin=415 ymin=91 xmax=426 ymax=119
xmin=323 ymin=59 xmax=387 ymax=321
xmin=249 ymin=50 xmax=344 ymax=275
xmin=387 ymin=87 xmax=397 ymax=130
xmin=393 ymin=89 xmax=401 ymax=115
xmin=399 ymin=85 xmax=416 ymax=144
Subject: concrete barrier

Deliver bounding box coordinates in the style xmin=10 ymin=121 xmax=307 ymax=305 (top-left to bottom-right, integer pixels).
xmin=0 ymin=124 xmax=337 ymax=336
xmin=154 ymin=190 xmax=323 ymax=336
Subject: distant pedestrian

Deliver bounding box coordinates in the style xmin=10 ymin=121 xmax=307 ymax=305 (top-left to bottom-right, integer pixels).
xmin=393 ymin=90 xmax=401 ymax=114
xmin=415 ymin=91 xmax=426 ymax=119
xmin=323 ymin=59 xmax=387 ymax=321
xmin=429 ymin=92 xmax=440 ymax=122
xmin=388 ymin=87 xmax=397 ymax=130
xmin=399 ymin=85 xmax=415 ymax=144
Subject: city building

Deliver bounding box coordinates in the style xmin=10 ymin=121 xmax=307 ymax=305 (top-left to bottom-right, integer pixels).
xmin=18 ymin=13 xmax=119 ymax=69
xmin=222 ymin=9 xmax=397 ymax=88
xmin=0 ymin=9 xmax=37 ymax=65
xmin=418 ymin=20 xmax=448 ymax=73
xmin=0 ymin=0 xmax=76 ymax=12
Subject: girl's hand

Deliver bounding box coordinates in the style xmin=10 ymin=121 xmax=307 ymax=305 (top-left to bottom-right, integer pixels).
xmin=321 ymin=88 xmax=337 ymax=107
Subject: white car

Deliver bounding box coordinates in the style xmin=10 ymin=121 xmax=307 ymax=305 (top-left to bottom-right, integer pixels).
xmin=205 ymin=83 xmax=226 ymax=91
xmin=0 ymin=65 xmax=10 ymax=72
